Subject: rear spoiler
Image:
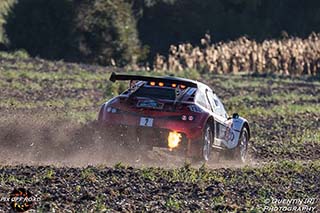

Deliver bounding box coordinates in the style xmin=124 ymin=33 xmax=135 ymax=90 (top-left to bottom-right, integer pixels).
xmin=109 ymin=72 xmax=198 ymax=88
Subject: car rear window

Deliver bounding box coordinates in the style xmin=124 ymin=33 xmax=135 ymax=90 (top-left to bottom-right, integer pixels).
xmin=133 ymin=86 xmax=176 ymax=100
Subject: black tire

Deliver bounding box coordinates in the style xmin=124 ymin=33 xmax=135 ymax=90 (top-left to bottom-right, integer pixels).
xmin=202 ymin=123 xmax=213 ymax=161
xmin=234 ymin=127 xmax=249 ymax=163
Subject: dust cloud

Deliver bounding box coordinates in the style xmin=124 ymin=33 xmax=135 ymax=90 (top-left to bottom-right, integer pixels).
xmin=0 ymin=112 xmax=255 ymax=168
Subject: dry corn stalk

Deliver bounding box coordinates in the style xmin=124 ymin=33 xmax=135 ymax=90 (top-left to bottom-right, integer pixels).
xmin=153 ymin=33 xmax=320 ymax=76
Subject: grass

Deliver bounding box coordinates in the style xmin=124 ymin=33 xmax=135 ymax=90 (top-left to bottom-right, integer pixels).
xmin=236 ymin=103 xmax=320 ymax=118
xmin=166 ymin=195 xmax=181 ymax=210
xmin=0 ymin=52 xmax=319 ymax=211
xmin=43 ymin=169 xmax=55 ymax=180
xmin=81 ymin=167 xmax=97 ymax=182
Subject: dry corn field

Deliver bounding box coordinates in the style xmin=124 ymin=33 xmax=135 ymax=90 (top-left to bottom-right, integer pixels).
xmin=153 ymin=33 xmax=320 ymax=76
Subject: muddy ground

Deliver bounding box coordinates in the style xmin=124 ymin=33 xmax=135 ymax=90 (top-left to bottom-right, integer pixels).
xmin=0 ymin=55 xmax=319 ymax=211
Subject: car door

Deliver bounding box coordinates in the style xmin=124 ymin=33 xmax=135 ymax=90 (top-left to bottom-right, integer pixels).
xmin=205 ymin=90 xmax=229 ymax=148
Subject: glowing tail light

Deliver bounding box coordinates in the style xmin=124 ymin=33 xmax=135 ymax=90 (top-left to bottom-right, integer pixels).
xmin=168 ymin=131 xmax=182 ymax=150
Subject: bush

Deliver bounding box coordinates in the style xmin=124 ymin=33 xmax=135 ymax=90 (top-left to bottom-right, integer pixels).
xmin=4 ymin=0 xmax=74 ymax=60
xmin=0 ymin=49 xmax=29 ymax=59
xmin=4 ymin=0 xmax=142 ymax=66
xmin=0 ymin=0 xmax=15 ymax=45
xmin=73 ymin=0 xmax=142 ymax=66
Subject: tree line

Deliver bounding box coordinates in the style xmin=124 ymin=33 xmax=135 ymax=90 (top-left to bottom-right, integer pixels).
xmin=1 ymin=0 xmax=320 ymax=69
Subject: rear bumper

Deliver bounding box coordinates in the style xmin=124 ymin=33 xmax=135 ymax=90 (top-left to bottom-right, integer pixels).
xmin=101 ymin=112 xmax=205 ymax=141
xmin=103 ymin=124 xmax=188 ymax=153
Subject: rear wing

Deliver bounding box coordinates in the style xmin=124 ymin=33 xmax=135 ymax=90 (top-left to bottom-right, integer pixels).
xmin=109 ymin=72 xmax=198 ymax=88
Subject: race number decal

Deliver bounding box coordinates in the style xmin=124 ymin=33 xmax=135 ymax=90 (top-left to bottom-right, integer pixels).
xmin=139 ymin=117 xmax=154 ymax=127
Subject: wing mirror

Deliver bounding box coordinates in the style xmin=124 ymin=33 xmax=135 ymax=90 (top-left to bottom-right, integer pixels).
xmin=228 ymin=113 xmax=239 ymax=119
xmin=232 ymin=113 xmax=239 ymax=119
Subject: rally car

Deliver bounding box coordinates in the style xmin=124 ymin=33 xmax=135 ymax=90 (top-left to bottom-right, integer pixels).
xmin=98 ymin=72 xmax=250 ymax=162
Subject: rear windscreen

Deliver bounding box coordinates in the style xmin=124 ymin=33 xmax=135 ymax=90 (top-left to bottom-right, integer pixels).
xmin=133 ymin=86 xmax=176 ymax=100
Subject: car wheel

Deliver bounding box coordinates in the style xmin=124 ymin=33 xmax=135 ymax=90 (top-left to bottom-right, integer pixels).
xmin=202 ymin=123 xmax=213 ymax=161
xmin=235 ymin=127 xmax=249 ymax=163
